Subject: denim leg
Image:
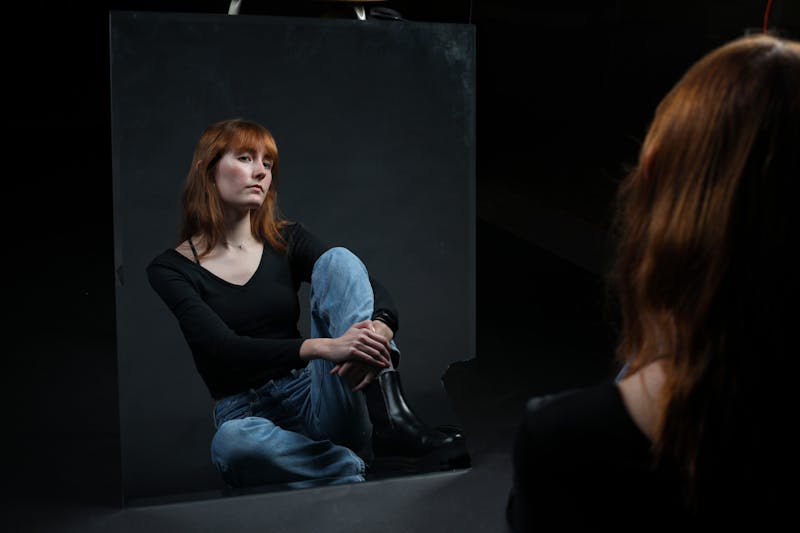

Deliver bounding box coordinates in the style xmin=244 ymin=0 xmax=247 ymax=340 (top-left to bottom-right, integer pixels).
xmin=306 ymin=247 xmax=398 ymax=458
xmin=210 ymin=378 xmax=366 ymax=488
xmin=309 ymin=247 xmax=400 ymax=356
xmin=210 ymin=416 xmax=365 ymax=487
xmin=209 ymin=247 xmax=398 ymax=487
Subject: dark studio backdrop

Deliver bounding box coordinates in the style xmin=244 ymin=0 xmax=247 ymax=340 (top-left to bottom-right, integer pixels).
xmin=3 ymin=0 xmax=800 ymax=524
xmin=110 ymin=10 xmax=475 ymax=501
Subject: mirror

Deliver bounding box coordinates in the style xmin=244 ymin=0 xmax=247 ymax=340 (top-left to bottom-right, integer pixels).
xmin=110 ymin=11 xmax=476 ymax=504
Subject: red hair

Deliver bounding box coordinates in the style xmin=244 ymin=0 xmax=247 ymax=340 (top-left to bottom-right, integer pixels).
xmin=611 ymin=34 xmax=800 ymax=508
xmin=179 ymin=118 xmax=289 ymax=257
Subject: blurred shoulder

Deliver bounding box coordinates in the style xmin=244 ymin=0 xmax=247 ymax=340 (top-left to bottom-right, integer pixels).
xmin=174 ymin=239 xmax=196 ymax=263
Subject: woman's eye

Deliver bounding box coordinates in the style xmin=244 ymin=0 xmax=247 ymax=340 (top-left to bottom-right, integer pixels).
xmin=263 ymin=162 xmax=273 ymax=170
xmin=238 ymin=155 xmax=251 ymax=162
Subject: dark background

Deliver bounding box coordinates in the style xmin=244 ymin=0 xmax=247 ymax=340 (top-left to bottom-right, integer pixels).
xmin=4 ymin=0 xmax=799 ymax=531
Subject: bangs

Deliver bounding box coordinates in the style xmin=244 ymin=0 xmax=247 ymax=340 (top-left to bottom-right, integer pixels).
xmin=226 ymin=122 xmax=278 ymax=161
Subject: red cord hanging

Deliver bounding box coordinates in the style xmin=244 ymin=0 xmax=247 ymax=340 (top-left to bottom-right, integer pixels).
xmin=763 ymin=0 xmax=774 ymax=33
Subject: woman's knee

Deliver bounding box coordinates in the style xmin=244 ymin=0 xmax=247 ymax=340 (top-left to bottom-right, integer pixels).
xmin=211 ymin=417 xmax=282 ymax=486
xmin=313 ymin=247 xmax=367 ymax=282
xmin=318 ymin=246 xmax=359 ymax=264
xmin=212 ymin=418 xmax=274 ymax=467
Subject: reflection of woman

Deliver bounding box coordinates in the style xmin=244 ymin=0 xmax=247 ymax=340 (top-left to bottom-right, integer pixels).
xmin=147 ymin=118 xmax=466 ymax=488
xmin=507 ymin=34 xmax=800 ymax=528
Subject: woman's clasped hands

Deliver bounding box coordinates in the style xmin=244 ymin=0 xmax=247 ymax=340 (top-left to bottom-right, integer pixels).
xmin=328 ymin=320 xmax=392 ymax=391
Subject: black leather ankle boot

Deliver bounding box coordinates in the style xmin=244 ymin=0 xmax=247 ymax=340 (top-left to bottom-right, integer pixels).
xmin=364 ymin=370 xmax=470 ymax=470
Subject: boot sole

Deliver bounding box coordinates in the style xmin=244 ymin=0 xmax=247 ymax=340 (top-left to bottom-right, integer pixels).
xmin=370 ymin=448 xmax=471 ymax=474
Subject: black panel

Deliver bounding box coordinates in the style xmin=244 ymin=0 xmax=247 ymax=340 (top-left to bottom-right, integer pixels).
xmin=109 ymin=11 xmax=475 ymax=501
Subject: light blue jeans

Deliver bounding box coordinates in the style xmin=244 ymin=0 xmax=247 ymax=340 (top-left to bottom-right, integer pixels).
xmin=210 ymin=247 xmax=398 ymax=488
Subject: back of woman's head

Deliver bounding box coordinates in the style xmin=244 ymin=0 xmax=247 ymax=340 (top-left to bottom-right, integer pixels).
xmin=612 ymin=33 xmax=800 ymax=512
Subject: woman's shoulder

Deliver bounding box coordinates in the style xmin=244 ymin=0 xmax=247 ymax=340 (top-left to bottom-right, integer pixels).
xmin=510 ymin=380 xmax=677 ymax=525
xmin=522 ymin=381 xmax=621 ymax=428
xmin=173 ymin=240 xmax=197 ymax=262
xmin=147 ymin=245 xmax=194 ymax=272
xmin=154 ymin=236 xmax=209 ymax=265
xmin=280 ymin=220 xmax=306 ymax=238
xmin=510 ymin=372 xmax=702 ymax=528
xmin=281 ymin=221 xmax=331 ymax=254
xmin=517 ymin=380 xmax=645 ymax=459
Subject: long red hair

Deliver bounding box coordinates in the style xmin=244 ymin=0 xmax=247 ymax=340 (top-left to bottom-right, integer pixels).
xmin=179 ymin=118 xmax=289 ymax=257
xmin=611 ymin=34 xmax=800 ymax=508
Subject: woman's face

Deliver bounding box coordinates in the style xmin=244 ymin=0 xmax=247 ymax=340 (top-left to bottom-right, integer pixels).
xmin=213 ymin=148 xmax=272 ymax=213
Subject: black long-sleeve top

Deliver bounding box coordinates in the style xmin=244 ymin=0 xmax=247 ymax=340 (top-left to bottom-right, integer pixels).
xmin=506 ymin=380 xmax=689 ymax=530
xmin=146 ymin=222 xmax=398 ymax=400
xmin=506 ymin=379 xmax=790 ymax=529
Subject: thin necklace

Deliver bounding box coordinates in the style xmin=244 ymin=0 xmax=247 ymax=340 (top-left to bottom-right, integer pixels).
xmin=223 ymin=239 xmax=249 ymax=250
